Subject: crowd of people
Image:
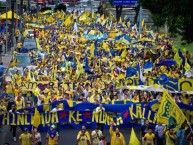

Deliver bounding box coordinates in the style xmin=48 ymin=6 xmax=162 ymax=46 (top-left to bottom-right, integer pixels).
xmin=2 ymin=120 xmax=192 ymax=145
xmin=0 ymin=7 xmax=193 ymax=145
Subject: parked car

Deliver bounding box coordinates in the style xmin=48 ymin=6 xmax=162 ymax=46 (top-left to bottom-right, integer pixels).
xmin=5 ymin=67 xmax=23 ymax=83
xmin=23 ymin=38 xmax=37 ymax=50
xmin=23 ymin=29 xmax=34 ymax=38
xmin=14 ymin=53 xmax=31 ymax=67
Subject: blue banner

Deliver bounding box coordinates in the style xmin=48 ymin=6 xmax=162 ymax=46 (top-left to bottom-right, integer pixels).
xmin=0 ymin=101 xmax=192 ymax=131
xmin=113 ymin=0 xmax=138 ymax=6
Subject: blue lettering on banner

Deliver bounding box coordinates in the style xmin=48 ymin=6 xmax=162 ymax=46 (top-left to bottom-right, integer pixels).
xmin=0 ymin=100 xmax=192 ymax=131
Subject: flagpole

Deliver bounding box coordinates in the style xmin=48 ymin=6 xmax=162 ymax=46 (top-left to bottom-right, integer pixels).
xmin=5 ymin=0 xmax=8 ymax=55
xmin=139 ymin=5 xmax=142 ymax=34
xmin=185 ymin=118 xmax=193 ymax=131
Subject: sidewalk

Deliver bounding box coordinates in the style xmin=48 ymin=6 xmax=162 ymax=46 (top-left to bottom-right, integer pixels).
xmin=1 ymin=37 xmax=17 ymax=67
xmin=2 ymin=53 xmax=12 ymax=67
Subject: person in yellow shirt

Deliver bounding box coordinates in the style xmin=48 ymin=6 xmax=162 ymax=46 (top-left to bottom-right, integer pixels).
xmin=109 ymin=124 xmax=126 ymax=145
xmin=13 ymin=71 xmax=22 ymax=86
xmin=131 ymin=94 xmax=139 ymax=103
xmin=144 ymin=127 xmax=155 ymax=145
xmin=77 ymin=129 xmax=90 ymax=145
xmin=181 ymin=94 xmax=190 ymax=104
xmin=164 ymin=128 xmax=177 ymax=145
xmin=46 ymin=125 xmax=59 ymax=145
xmin=13 ymin=85 xmax=20 ymax=97
xmin=19 ymin=128 xmax=32 ymax=145
xmin=112 ymin=95 xmax=121 ymax=104
xmin=42 ymin=92 xmax=51 ymax=112
xmin=5 ymin=82 xmax=13 ymax=96
xmin=102 ymin=95 xmax=111 ymax=104
xmin=16 ymin=95 xmax=24 ymax=110
xmin=0 ymin=101 xmax=6 ymax=115
xmin=77 ymin=125 xmax=91 ymax=144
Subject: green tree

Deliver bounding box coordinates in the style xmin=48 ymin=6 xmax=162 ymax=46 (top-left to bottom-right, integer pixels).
xmin=141 ymin=0 xmax=193 ymax=43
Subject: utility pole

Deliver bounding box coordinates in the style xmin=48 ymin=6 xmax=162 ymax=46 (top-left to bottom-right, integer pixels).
xmin=11 ymin=0 xmax=15 ymax=48
xmin=5 ymin=0 xmax=8 ymax=54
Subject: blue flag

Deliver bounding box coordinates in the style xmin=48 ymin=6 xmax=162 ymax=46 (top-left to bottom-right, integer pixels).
xmin=144 ymin=62 xmax=153 ymax=73
xmin=114 ymin=34 xmax=126 ymax=41
xmin=157 ymin=60 xmax=177 ymax=66
xmin=178 ymin=50 xmax=185 ymax=66
xmin=84 ymin=57 xmax=90 ymax=72
xmin=126 ymin=67 xmax=137 ymax=78
xmin=110 ymin=49 xmax=116 ymax=57
xmin=94 ymin=39 xmax=98 ymax=56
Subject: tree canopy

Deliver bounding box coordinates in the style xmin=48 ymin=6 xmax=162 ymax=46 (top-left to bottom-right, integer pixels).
xmin=141 ymin=0 xmax=193 ymax=43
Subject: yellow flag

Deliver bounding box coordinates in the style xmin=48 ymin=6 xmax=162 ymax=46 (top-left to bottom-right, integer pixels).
xmin=64 ymin=15 xmax=72 ymax=26
xmin=36 ymin=38 xmax=43 ymax=51
xmin=184 ymin=58 xmax=191 ymax=73
xmin=127 ymin=21 xmax=131 ymax=28
xmin=157 ymin=90 xmax=186 ymax=130
xmin=90 ymin=43 xmax=94 ymax=56
xmin=121 ymin=48 xmax=127 ymax=58
xmin=10 ymin=59 xmax=20 ymax=67
xmin=91 ymin=12 xmax=97 ymax=19
xmin=79 ymin=11 xmax=90 ymax=21
xmin=101 ymin=18 xmax=107 ymax=26
xmin=117 ymin=73 xmax=125 ymax=80
xmin=46 ymin=15 xmax=54 ymax=23
xmin=119 ymin=17 xmax=122 ymax=23
xmin=100 ymin=14 xmax=105 ymax=21
xmin=174 ymin=52 xmax=182 ymax=66
xmin=129 ymin=128 xmax=140 ymax=145
xmin=102 ymin=42 xmax=109 ymax=52
xmin=32 ymin=108 xmax=40 ymax=128
xmin=141 ymin=19 xmax=145 ymax=27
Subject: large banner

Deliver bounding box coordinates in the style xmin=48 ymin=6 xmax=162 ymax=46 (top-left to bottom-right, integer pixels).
xmin=0 ymin=101 xmax=192 ymax=131
xmin=18 ymin=77 xmax=193 ymax=92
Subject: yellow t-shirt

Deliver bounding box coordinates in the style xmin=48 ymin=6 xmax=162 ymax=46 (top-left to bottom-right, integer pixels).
xmin=77 ymin=135 xmax=89 ymax=145
xmin=131 ymin=98 xmax=139 ymax=103
xmin=77 ymin=131 xmax=90 ymax=142
xmin=13 ymin=88 xmax=19 ymax=97
xmin=165 ymin=131 xmax=176 ymax=145
xmin=19 ymin=133 xmax=32 ymax=145
xmin=144 ymin=133 xmax=155 ymax=145
xmin=6 ymin=84 xmax=13 ymax=94
xmin=46 ymin=132 xmax=59 ymax=145
xmin=16 ymin=100 xmax=23 ymax=110
xmin=109 ymin=126 xmax=126 ymax=145
xmin=102 ymin=96 xmax=111 ymax=104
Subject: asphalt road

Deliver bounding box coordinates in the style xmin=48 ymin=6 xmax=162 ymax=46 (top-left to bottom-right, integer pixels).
xmin=0 ymin=126 xmax=190 ymax=145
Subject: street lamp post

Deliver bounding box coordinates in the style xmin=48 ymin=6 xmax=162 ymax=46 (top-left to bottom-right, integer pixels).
xmin=5 ymin=0 xmax=8 ymax=54
xmin=19 ymin=0 xmax=23 ymax=31
xmin=11 ymin=0 xmax=15 ymax=48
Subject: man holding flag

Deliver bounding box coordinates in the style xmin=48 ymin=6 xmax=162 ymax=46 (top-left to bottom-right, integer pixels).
xmin=157 ymin=90 xmax=187 ymax=145
xmin=157 ymin=90 xmax=186 ymax=131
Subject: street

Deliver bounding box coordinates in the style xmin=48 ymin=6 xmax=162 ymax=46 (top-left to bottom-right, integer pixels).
xmin=0 ymin=126 xmax=190 ymax=145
